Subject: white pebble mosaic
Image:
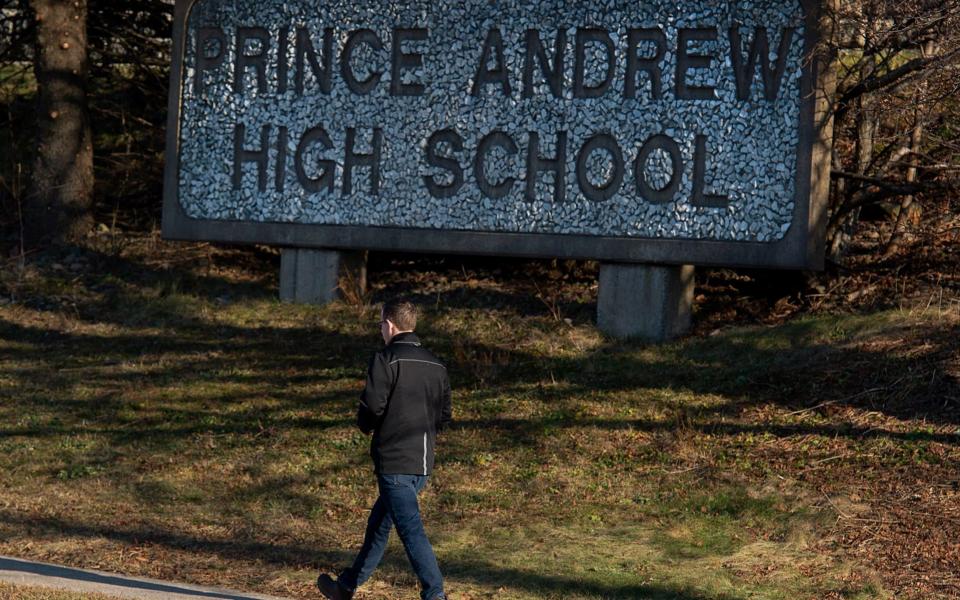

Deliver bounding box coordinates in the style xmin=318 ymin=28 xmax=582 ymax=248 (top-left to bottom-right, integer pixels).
xmin=175 ymin=0 xmax=806 ymax=242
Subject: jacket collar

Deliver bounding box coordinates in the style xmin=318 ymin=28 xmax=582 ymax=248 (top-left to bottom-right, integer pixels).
xmin=389 ymin=331 xmax=421 ymax=346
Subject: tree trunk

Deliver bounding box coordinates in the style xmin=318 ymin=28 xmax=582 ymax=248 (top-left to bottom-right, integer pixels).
xmin=884 ymin=40 xmax=936 ymax=258
xmin=827 ymin=13 xmax=876 ymax=262
xmin=25 ymin=0 xmax=93 ymax=246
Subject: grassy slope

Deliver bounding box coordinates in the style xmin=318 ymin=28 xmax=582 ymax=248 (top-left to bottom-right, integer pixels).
xmin=0 ymin=242 xmax=957 ymax=600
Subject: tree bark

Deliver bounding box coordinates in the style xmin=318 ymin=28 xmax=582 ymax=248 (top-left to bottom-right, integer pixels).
xmin=828 ymin=11 xmax=877 ymax=262
xmin=25 ymin=0 xmax=93 ymax=246
xmin=885 ymin=40 xmax=936 ymax=258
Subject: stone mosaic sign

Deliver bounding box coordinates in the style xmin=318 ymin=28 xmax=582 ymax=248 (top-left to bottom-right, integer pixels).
xmin=163 ymin=0 xmax=833 ymax=268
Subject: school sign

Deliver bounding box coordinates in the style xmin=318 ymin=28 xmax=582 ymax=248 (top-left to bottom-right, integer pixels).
xmin=163 ymin=0 xmax=833 ymax=269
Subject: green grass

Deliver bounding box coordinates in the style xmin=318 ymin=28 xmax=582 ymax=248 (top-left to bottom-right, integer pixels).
xmin=0 ymin=245 xmax=957 ymax=599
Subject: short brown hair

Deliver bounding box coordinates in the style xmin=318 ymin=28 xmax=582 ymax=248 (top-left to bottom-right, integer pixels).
xmin=382 ymin=299 xmax=417 ymax=331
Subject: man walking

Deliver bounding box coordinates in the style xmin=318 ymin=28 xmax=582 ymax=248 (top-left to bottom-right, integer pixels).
xmin=318 ymin=299 xmax=451 ymax=600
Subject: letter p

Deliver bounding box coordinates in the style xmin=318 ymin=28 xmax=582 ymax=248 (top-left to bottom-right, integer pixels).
xmin=194 ymin=27 xmax=227 ymax=96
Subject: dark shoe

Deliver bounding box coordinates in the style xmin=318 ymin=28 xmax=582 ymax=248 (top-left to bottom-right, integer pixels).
xmin=316 ymin=573 xmax=353 ymax=600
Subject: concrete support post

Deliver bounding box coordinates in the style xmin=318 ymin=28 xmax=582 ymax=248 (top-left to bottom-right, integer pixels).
xmin=597 ymin=263 xmax=695 ymax=341
xmin=279 ymin=248 xmax=367 ymax=304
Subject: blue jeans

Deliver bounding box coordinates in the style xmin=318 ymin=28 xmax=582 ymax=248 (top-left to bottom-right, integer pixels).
xmin=337 ymin=474 xmax=444 ymax=600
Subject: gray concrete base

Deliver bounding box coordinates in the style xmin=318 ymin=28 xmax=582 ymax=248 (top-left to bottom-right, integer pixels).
xmin=279 ymin=248 xmax=367 ymax=304
xmin=0 ymin=555 xmax=287 ymax=599
xmin=597 ymin=263 xmax=695 ymax=341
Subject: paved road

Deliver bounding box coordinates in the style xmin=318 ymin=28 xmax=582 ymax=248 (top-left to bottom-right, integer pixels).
xmin=0 ymin=556 xmax=290 ymax=600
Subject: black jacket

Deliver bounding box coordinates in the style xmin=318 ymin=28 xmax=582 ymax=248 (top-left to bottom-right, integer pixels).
xmin=358 ymin=332 xmax=452 ymax=475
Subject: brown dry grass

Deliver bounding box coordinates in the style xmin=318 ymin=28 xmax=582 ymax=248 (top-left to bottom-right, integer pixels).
xmin=0 ymin=235 xmax=957 ymax=599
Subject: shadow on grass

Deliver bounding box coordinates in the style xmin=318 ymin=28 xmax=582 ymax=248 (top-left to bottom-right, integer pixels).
xmin=0 ymin=556 xmax=273 ymax=600
xmin=449 ymin=414 xmax=960 ymax=445
xmin=2 ymin=279 xmax=959 ymax=444
xmin=12 ymin=244 xmax=598 ymax=329
xmin=0 ymin=245 xmax=957 ymax=510
xmin=5 ymin=242 xmax=958 ymax=422
xmin=1 ymin=246 xmax=953 ymax=599
xmin=446 ymin=561 xmax=717 ymax=600
xmin=419 ymin=319 xmax=960 ymax=432
xmin=0 ymin=511 xmax=716 ymax=600
xmin=0 ymin=509 xmax=351 ymax=572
